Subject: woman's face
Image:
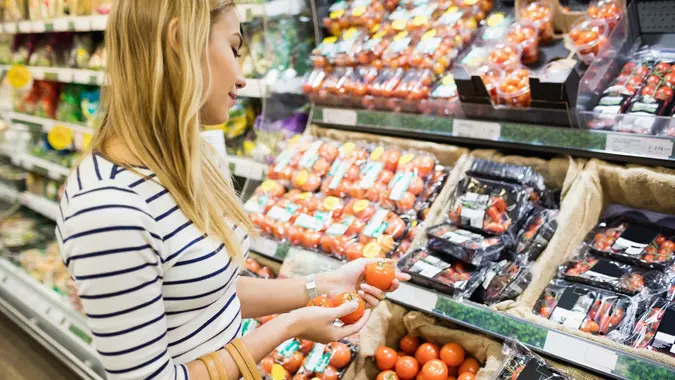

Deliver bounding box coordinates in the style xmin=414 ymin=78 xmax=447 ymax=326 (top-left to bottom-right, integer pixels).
xmin=201 ymin=10 xmax=245 ymax=126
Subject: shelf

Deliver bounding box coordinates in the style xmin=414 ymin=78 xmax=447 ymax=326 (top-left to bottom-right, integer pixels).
xmin=387 ymin=282 xmax=675 ymax=380
xmin=10 ymin=153 xmax=70 ymax=181
xmin=249 ymin=236 xmax=288 ymax=262
xmin=0 ymin=15 xmax=108 ymax=34
xmin=237 ymin=0 xmax=306 ymax=22
xmin=8 ymin=112 xmax=92 ymax=135
xmin=311 ymin=107 xmax=675 ymax=168
xmin=18 ymin=192 xmax=60 ymax=221
xmin=0 ymin=182 xmax=19 ymax=203
xmin=0 ymin=257 xmax=104 ymax=379
xmin=228 ymin=156 xmax=267 ymax=181
xmin=0 ymin=65 xmax=105 ymax=86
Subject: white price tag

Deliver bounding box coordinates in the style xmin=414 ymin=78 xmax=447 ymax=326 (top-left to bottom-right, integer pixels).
xmin=32 ymin=21 xmax=46 ymax=33
xmin=30 ymin=67 xmax=46 ymax=81
xmin=90 ymin=15 xmax=108 ymax=30
xmin=47 ymin=307 xmax=66 ymax=325
xmin=73 ymin=18 xmax=91 ymax=31
xmin=252 ymin=237 xmax=278 ymax=257
xmin=72 ymin=70 xmax=91 ymax=84
xmin=4 ymin=23 xmax=17 ymax=34
xmin=606 ymin=134 xmax=673 ymax=159
xmin=544 ymin=331 xmax=618 ymax=374
xmin=17 ymin=21 xmax=31 ymax=33
xmin=233 ymin=159 xmax=265 ymax=181
xmin=388 ymin=283 xmax=438 ymax=312
xmin=453 ymin=119 xmax=501 ymax=140
xmin=322 ymin=108 xmax=357 ymax=126
xmin=52 ymin=18 xmax=68 ymax=31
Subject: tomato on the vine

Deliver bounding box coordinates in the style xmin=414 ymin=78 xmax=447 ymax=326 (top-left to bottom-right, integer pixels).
xmin=377 ymin=370 xmax=400 ymax=380
xmin=307 ymin=294 xmax=334 ymax=308
xmin=365 ymin=260 xmax=396 ymax=291
xmin=332 ymin=292 xmax=365 ymax=324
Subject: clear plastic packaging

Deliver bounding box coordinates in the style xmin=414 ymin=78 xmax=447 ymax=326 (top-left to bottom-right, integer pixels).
xmin=476 ymin=260 xmax=533 ymax=305
xmin=448 ymin=176 xmax=534 ymax=237
xmin=474 ymin=63 xmax=503 ymax=105
xmin=407 ymin=30 xmax=454 ymax=75
xmin=515 ymin=207 xmax=559 ymax=261
xmin=381 ymin=31 xmax=415 ymax=68
xmin=628 ymin=298 xmax=675 ymax=356
xmin=466 ymin=158 xmax=546 ymax=194
xmin=496 ymin=67 xmax=531 ymax=108
xmin=356 ymin=29 xmax=392 ymax=66
xmin=334 ymin=27 xmax=369 ymax=67
xmin=517 ymin=0 xmax=555 ymax=44
xmin=243 ymin=257 xmax=277 ymax=279
xmin=363 ymin=67 xmax=406 ymax=110
xmin=497 ymin=340 xmax=571 ymax=379
xmin=419 ymin=74 xmax=460 ymax=116
xmin=323 ymin=1 xmax=351 ymax=36
xmin=587 ymin=0 xmax=625 ymax=31
xmin=263 ymin=338 xmax=358 ymax=380
xmin=397 ymin=247 xmax=486 ymax=298
xmin=534 ymin=280 xmax=633 ymax=337
xmin=583 ymin=216 xmax=675 ymax=269
xmin=427 ymin=222 xmax=513 ymax=266
xmin=559 ymin=253 xmax=665 ymax=296
xmin=505 ymin=22 xmax=539 ymax=65
xmin=311 ymin=36 xmax=339 ymax=69
xmin=486 ymin=42 xmax=522 ymax=70
xmin=432 ymin=7 xmax=479 ymax=47
xmin=568 ymin=18 xmax=609 ymax=65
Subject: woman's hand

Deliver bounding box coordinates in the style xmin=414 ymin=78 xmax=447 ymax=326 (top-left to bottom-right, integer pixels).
xmin=287 ymin=301 xmax=372 ymax=344
xmin=318 ymin=258 xmax=411 ymax=308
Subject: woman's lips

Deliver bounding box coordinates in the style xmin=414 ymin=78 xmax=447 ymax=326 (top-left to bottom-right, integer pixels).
xmin=229 ymin=92 xmax=237 ymax=102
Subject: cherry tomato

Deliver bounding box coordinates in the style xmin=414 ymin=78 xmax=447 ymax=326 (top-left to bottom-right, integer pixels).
xmin=376 ymin=346 xmax=399 ymax=371
xmin=458 ymin=358 xmax=479 ymax=375
xmin=399 ymin=335 xmax=420 ymax=355
xmin=440 ymin=343 xmax=465 ymax=367
xmin=415 ymin=343 xmax=440 ymax=365
xmin=656 ymin=62 xmax=671 ymax=75
xmin=646 ymin=75 xmax=661 ymax=86
xmin=377 ymin=370 xmax=400 ymax=380
xmin=395 ymin=356 xmax=420 ymax=380
xmin=641 ymin=85 xmax=656 ymax=97
xmin=366 ymin=260 xmax=396 ymax=291
xmin=327 ymin=342 xmax=352 ymax=369
xmin=655 ymin=86 xmax=673 ymax=101
xmin=421 ymin=359 xmax=448 ymax=380
xmin=332 ymin=292 xmax=365 ymax=324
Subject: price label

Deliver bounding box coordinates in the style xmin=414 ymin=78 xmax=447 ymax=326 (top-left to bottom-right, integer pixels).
xmin=7 ymin=65 xmax=32 ymax=89
xmin=252 ymin=237 xmax=278 ymax=258
xmin=72 ymin=70 xmax=91 ymax=84
xmin=73 ymin=18 xmax=91 ymax=31
xmin=17 ymin=21 xmax=31 ymax=33
xmin=47 ymin=307 xmax=66 ymax=326
xmin=605 ymin=134 xmax=673 ymax=159
xmin=52 ymin=18 xmax=68 ymax=31
xmin=387 ymin=283 xmax=438 ymax=312
xmin=322 ymin=108 xmax=357 ymax=126
xmin=32 ymin=21 xmax=46 ymax=33
xmin=452 ymin=119 xmax=501 ymax=140
xmin=4 ymin=23 xmax=17 ymax=34
xmin=234 ymin=159 xmax=265 ymax=181
xmin=544 ymin=331 xmax=618 ymax=374
xmin=90 ymin=15 xmax=108 ymax=30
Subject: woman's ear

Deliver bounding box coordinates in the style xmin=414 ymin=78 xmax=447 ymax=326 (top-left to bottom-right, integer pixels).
xmin=168 ymin=17 xmax=180 ymax=54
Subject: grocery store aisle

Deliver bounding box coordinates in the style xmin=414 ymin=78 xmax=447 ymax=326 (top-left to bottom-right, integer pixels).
xmin=0 ymin=313 xmax=78 ymax=380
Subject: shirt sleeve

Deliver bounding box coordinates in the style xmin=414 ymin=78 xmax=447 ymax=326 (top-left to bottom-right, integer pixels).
xmin=57 ymin=184 xmax=189 ymax=380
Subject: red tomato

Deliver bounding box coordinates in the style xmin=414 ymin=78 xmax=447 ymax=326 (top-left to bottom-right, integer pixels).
xmin=412 ymin=156 xmax=435 ymax=178
xmin=283 ymin=351 xmax=304 ymax=373
xmin=366 ymin=260 xmax=396 ymax=291
xmin=666 ymin=72 xmax=675 ymax=87
xmin=641 ymin=85 xmax=656 ymax=97
xmin=421 ymin=359 xmax=448 ymax=380
xmin=245 ymin=257 xmax=262 ymax=273
xmin=457 ymin=373 xmax=475 ymax=380
xmin=399 ymin=335 xmax=420 ymax=355
xmin=646 ymin=75 xmax=661 ymax=86
xmin=396 ymin=192 xmax=416 ymax=212
xmin=656 ymin=62 xmax=671 ymax=75
xmin=382 ymin=149 xmax=402 ymax=172
xmin=376 ymin=346 xmax=399 ymax=371
xmin=261 ymin=356 xmax=274 ymax=374
xmin=299 ymin=339 xmax=314 ymax=355
xmin=332 ymin=292 xmax=365 ymax=324
xmin=346 ymin=242 xmax=365 ymax=262
xmin=440 ymin=343 xmax=465 ymax=367
xmin=317 ymin=365 xmax=339 ymax=380
xmin=458 ymin=358 xmax=479 ymax=375
xmin=307 ymin=294 xmax=334 ymax=308
xmin=395 ymin=356 xmax=420 ymax=380
xmin=327 ymin=342 xmax=352 ymax=369
xmin=656 ymin=86 xmax=673 ymax=101
xmin=377 ymin=370 xmax=400 ymax=380
xmin=415 ymin=343 xmax=440 ymax=365
xmin=377 ymin=170 xmax=395 ymax=185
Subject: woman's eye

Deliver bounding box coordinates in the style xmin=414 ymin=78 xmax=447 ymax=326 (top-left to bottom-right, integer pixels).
xmin=232 ymin=48 xmax=241 ymax=58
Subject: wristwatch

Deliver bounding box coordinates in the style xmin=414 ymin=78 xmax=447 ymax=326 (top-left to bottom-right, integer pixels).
xmin=305 ymin=274 xmax=318 ymax=300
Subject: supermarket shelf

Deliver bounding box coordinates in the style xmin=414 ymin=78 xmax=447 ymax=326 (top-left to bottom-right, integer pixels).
xmin=19 ymin=192 xmax=60 ymax=221
xmin=229 ymin=156 xmax=267 ymax=181
xmin=0 ymin=182 xmax=19 ymax=203
xmin=8 ymin=111 xmax=92 ymax=135
xmin=311 ymin=107 xmax=675 ymax=168
xmin=0 ymin=65 xmax=105 ymax=86
xmin=250 ymin=236 xmax=288 ymax=262
xmin=237 ymin=0 xmax=306 ymax=22
xmin=0 ymin=257 xmax=104 ymax=379
xmin=0 ymin=15 xmax=108 ymax=34
xmin=387 ymin=282 xmax=675 ymax=380
xmin=10 ymin=153 xmax=70 ymax=181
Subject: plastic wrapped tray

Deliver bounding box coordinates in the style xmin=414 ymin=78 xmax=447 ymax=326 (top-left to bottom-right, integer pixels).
xmin=427 ymin=222 xmax=512 ymax=266
xmin=514 ymin=207 xmax=559 ymax=261
xmin=629 ymin=298 xmax=675 ymax=356
xmin=475 ymin=260 xmax=533 ymax=305
xmin=497 ymin=340 xmax=571 ymax=380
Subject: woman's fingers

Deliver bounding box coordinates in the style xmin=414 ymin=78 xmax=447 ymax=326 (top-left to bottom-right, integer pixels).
xmin=396 ymin=271 xmax=411 ymax=282
xmin=358 ymin=290 xmax=380 ymax=308
xmin=338 ymin=309 xmax=372 ymax=337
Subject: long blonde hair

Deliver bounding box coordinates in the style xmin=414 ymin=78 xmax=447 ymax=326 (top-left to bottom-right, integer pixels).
xmin=88 ymin=0 xmax=255 ymax=260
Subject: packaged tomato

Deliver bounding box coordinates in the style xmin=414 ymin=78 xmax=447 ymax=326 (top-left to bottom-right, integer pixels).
xmin=517 ymin=0 xmax=554 ymax=44
xmin=343 ymin=65 xmax=378 ymax=100
xmin=486 ymin=42 xmax=522 ymax=70
xmin=323 ymin=1 xmax=351 ymax=36
xmin=496 ymin=67 xmax=531 ymax=108
xmin=497 ymin=340 xmax=572 ymax=380
xmin=466 ymin=158 xmax=547 ymax=198
xmin=415 ymin=167 xmax=449 ymax=219
xmin=381 ymin=31 xmax=415 ymax=68
xmin=448 ymin=176 xmax=533 ymax=237
xmin=386 ymin=152 xmax=438 ymax=213
xmin=407 ymin=29 xmax=454 ymax=75
xmin=559 ymin=252 xmax=666 ymax=296
xmin=583 ymin=216 xmax=675 ymax=269
xmin=568 ymin=18 xmax=609 ymax=65
xmin=587 ymin=0 xmax=624 ymax=31
xmin=334 ymin=27 xmax=369 ymax=67
xmin=363 ymin=68 xmax=406 ymax=110
xmin=533 ymin=280 xmax=633 ymax=337
xmin=391 ymin=69 xmax=434 ymax=112
xmin=474 ymin=63 xmax=503 ymax=104
xmin=433 ymin=7 xmax=479 ymax=47
xmin=303 ymin=68 xmax=328 ymax=96
xmin=514 ymin=207 xmax=559 ymax=261
xmin=316 ymin=68 xmax=351 ymax=107
xmin=505 ymin=22 xmax=539 ymax=65
xmin=361 ymin=207 xmax=410 ymax=242
xmin=419 ymin=74 xmax=460 ymax=116
xmin=356 ymin=28 xmax=392 ymax=65
xmin=427 ymin=222 xmax=512 ymax=266
xmin=476 ymin=260 xmax=533 ymax=305
xmin=404 ymin=3 xmax=443 ymax=35
xmin=293 ymin=339 xmax=358 ymax=379
xmin=311 ymin=36 xmax=339 ymax=69
xmin=348 ymin=0 xmax=386 ymax=29
xmin=252 ymin=179 xmax=286 ymax=199
xmin=243 ymin=257 xmax=277 ymax=279
xmin=397 ymin=247 xmax=487 ymax=298
xmin=268 ymin=136 xmax=314 ymax=181
xmin=629 ymin=298 xmax=675 ymax=355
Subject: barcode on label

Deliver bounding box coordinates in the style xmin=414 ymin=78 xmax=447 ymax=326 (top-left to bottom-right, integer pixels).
xmin=322 ymin=108 xmax=358 ymax=126
xmin=605 ymin=134 xmax=673 ymax=159
xmin=453 ymin=119 xmax=501 ymax=140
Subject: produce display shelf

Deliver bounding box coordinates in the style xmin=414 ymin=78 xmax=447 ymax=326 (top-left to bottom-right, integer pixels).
xmin=228 ymin=156 xmax=268 ymax=181
xmin=0 ymin=257 xmax=104 ymax=379
xmin=8 ymin=111 xmax=92 ymax=135
xmin=18 ymin=192 xmax=60 ymax=222
xmin=249 ymin=236 xmax=289 ymax=262
xmin=387 ymin=282 xmax=675 ymax=380
xmin=311 ymin=107 xmax=675 ymax=168
xmin=0 ymin=15 xmax=108 ymax=34
xmin=8 ymin=152 xmax=70 ymax=181
xmin=0 ymin=65 xmax=105 ymax=86
xmin=237 ymin=0 xmax=306 ymax=22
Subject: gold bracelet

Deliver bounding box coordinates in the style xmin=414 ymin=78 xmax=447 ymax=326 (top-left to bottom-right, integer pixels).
xmin=231 ymin=339 xmax=263 ymax=380
xmin=209 ymin=352 xmax=229 ymax=380
xmin=224 ymin=343 xmax=251 ymax=380
xmin=198 ymin=355 xmax=220 ymax=380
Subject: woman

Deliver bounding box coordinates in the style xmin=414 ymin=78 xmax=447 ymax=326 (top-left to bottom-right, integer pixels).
xmin=56 ymin=1 xmax=408 ymax=379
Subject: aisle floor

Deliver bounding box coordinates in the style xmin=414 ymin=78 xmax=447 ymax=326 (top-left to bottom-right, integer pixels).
xmin=0 ymin=312 xmax=78 ymax=380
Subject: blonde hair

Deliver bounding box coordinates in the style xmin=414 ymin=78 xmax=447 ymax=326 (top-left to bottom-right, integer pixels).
xmin=88 ymin=0 xmax=255 ymax=261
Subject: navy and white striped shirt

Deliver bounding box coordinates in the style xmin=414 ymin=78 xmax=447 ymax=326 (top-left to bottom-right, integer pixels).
xmin=56 ymin=154 xmax=250 ymax=380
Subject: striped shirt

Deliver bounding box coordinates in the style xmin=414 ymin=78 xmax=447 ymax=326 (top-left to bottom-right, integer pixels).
xmin=56 ymin=154 xmax=249 ymax=380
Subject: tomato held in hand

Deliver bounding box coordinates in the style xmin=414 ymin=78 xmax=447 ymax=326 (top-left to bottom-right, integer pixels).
xmin=415 ymin=343 xmax=440 ymax=365
xmin=376 ymin=346 xmax=399 ymax=371
xmin=440 ymin=343 xmax=465 ymax=367
xmin=395 ymin=356 xmax=420 ymax=380
xmin=421 ymin=359 xmax=448 ymax=380
xmin=327 ymin=342 xmax=352 ymax=369
xmin=377 ymin=370 xmax=400 ymax=380
xmin=399 ymin=335 xmax=420 ymax=355
xmin=366 ymin=260 xmax=396 ymax=291
xmin=307 ymin=295 xmax=334 ymax=308
xmin=332 ymin=292 xmax=366 ymax=324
